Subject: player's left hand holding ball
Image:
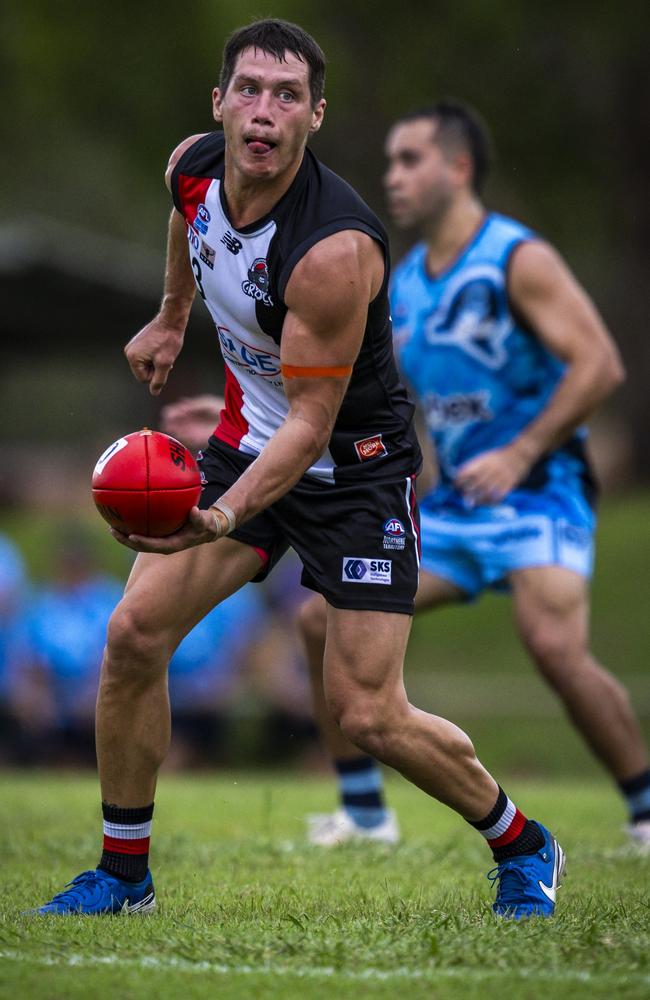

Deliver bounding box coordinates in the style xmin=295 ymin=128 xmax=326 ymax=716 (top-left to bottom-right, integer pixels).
xmin=110 ymin=505 xmax=228 ymax=555
xmin=92 ymin=429 xmax=230 ymax=554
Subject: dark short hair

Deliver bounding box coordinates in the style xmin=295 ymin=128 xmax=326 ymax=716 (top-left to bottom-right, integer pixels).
xmin=397 ymin=100 xmax=493 ymax=195
xmin=219 ymin=18 xmax=326 ymax=108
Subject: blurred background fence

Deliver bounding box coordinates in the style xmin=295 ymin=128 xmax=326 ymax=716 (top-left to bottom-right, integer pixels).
xmin=1 ymin=0 xmax=648 ymax=775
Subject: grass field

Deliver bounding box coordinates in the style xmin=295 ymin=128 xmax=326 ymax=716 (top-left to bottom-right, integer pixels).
xmin=1 ymin=771 xmax=650 ymax=999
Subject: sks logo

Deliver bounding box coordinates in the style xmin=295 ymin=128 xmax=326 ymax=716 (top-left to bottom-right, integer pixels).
xmin=221 ymin=230 xmax=243 ymax=255
xmin=342 ymin=558 xmax=392 ymax=585
xmin=242 ymin=257 xmax=274 ymax=307
xmin=193 ymin=203 xmax=211 ymax=235
xmin=425 ymin=265 xmax=513 ymax=369
xmin=217 ymin=326 xmax=281 ymax=379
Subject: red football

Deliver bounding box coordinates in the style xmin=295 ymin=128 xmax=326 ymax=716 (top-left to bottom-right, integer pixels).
xmin=92 ymin=429 xmax=202 ymax=537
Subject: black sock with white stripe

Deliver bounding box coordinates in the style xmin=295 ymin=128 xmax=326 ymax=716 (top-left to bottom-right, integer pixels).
xmin=468 ymin=786 xmax=545 ymax=861
xmin=98 ymin=802 xmax=153 ymax=884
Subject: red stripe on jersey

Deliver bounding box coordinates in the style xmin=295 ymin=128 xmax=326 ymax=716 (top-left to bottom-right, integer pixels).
xmin=214 ymin=366 xmax=250 ymax=450
xmin=177 ymin=174 xmax=213 ymax=227
xmin=487 ymin=809 xmax=526 ymax=848
xmin=103 ymin=834 xmax=151 ymax=855
xmin=409 ymin=474 xmax=421 ymax=558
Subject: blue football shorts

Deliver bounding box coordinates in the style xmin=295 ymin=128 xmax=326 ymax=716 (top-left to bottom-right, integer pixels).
xmin=419 ymin=485 xmax=595 ymax=598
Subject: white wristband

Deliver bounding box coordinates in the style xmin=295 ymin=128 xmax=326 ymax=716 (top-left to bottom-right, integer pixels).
xmin=210 ymin=499 xmax=237 ymax=536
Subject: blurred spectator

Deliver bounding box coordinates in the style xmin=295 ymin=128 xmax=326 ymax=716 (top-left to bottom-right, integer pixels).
xmin=160 ymin=395 xmax=226 ymax=454
xmin=10 ymin=532 xmax=123 ymax=766
xmin=250 ymin=553 xmax=319 ymax=765
xmin=167 ymin=586 xmax=268 ymax=768
xmin=0 ymin=533 xmax=29 ymax=762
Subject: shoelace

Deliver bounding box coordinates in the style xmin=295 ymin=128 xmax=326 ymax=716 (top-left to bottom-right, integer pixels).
xmin=487 ymin=858 xmax=539 ymax=905
xmin=48 ymin=870 xmax=108 ymax=906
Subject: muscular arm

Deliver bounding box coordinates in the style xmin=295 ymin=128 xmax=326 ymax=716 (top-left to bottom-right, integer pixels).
xmin=217 ymin=230 xmax=385 ymax=525
xmin=114 ymin=230 xmax=385 ymax=552
xmin=506 ymin=240 xmax=625 ymax=463
xmin=455 ymin=240 xmax=625 ymax=503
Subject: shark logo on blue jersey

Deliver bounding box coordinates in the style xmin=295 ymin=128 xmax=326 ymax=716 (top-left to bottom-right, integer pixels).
xmin=424 ymin=265 xmax=512 ymax=369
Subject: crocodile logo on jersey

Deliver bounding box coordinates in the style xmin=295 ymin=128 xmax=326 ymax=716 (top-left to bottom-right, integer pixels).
xmin=221 ymin=230 xmax=243 ymax=255
xmin=424 ymin=264 xmax=513 ymax=369
xmin=242 ymin=257 xmax=274 ymax=307
xmin=193 ymin=204 xmax=211 ymax=235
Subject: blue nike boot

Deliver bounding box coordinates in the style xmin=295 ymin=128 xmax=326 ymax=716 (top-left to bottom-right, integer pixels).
xmin=489 ymin=823 xmax=565 ymax=918
xmin=28 ymin=868 xmax=155 ymax=915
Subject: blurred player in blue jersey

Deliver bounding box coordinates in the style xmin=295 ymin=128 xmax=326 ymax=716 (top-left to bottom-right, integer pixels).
xmin=300 ymin=100 xmax=650 ymax=851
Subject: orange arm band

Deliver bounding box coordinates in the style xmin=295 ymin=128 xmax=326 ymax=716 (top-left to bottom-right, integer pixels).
xmin=281 ymin=363 xmax=353 ymax=379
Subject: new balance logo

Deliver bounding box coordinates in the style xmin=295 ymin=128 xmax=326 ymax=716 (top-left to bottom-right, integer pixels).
xmin=221 ymin=231 xmax=243 ymax=255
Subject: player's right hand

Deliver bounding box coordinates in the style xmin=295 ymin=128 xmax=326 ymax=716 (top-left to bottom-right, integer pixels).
xmin=124 ymin=316 xmax=185 ymax=396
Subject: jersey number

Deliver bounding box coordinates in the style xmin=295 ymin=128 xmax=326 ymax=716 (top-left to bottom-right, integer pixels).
xmin=191 ymin=257 xmax=206 ymax=300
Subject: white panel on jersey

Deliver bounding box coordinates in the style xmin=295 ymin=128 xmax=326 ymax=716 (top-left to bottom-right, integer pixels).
xmin=186 ymin=180 xmax=335 ymax=482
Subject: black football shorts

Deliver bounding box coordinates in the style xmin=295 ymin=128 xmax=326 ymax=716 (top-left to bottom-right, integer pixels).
xmin=198 ymin=437 xmax=420 ymax=614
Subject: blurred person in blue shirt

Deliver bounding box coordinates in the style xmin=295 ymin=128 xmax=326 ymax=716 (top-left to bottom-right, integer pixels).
xmin=0 ymin=533 xmax=29 ymax=761
xmin=12 ymin=534 xmax=123 ymax=765
xmin=167 ymin=584 xmax=267 ymax=767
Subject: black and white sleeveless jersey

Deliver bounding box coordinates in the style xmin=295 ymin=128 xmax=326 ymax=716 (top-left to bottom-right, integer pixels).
xmin=171 ymin=131 xmax=420 ymax=484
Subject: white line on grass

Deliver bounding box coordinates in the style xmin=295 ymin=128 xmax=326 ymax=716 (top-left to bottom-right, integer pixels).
xmin=1 ymin=950 xmax=649 ymax=986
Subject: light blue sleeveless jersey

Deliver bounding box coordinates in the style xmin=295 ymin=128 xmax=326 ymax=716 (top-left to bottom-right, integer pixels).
xmin=391 ymin=213 xmax=597 ymax=592
xmin=391 ymin=212 xmax=594 ymax=515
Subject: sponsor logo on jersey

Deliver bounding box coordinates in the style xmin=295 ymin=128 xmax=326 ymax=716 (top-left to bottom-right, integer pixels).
xmin=242 ymin=258 xmax=274 ymax=307
xmin=199 ymin=240 xmax=216 ymax=270
xmin=423 ymin=391 xmax=492 ymax=430
xmin=342 ymin=558 xmax=392 ymax=585
xmin=354 ymin=434 xmax=387 ymax=462
xmin=221 ymin=230 xmax=243 ymax=255
xmin=560 ymin=522 xmax=590 ymax=548
xmin=217 ymin=327 xmax=281 ymax=380
xmin=383 ymin=518 xmax=406 ymax=551
xmin=193 ymin=203 xmax=211 ymax=235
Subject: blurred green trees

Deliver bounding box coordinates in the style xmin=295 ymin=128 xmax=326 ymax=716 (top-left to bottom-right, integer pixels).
xmin=2 ymin=0 xmax=648 ymax=469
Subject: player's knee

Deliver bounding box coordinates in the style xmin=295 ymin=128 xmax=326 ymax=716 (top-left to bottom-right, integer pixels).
xmin=296 ymin=597 xmax=327 ymax=681
xmin=105 ymin=602 xmax=166 ymax=678
xmin=335 ymin=696 xmax=396 ymax=759
xmin=297 ymin=595 xmax=327 ymax=644
xmin=521 ymin=619 xmax=576 ymax=682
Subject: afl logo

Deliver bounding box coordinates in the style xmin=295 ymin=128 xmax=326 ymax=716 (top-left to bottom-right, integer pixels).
xmin=242 ymin=257 xmax=274 ymax=306
xmin=194 ymin=203 xmax=211 ymax=235
xmin=383 ymin=518 xmax=406 ymax=538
